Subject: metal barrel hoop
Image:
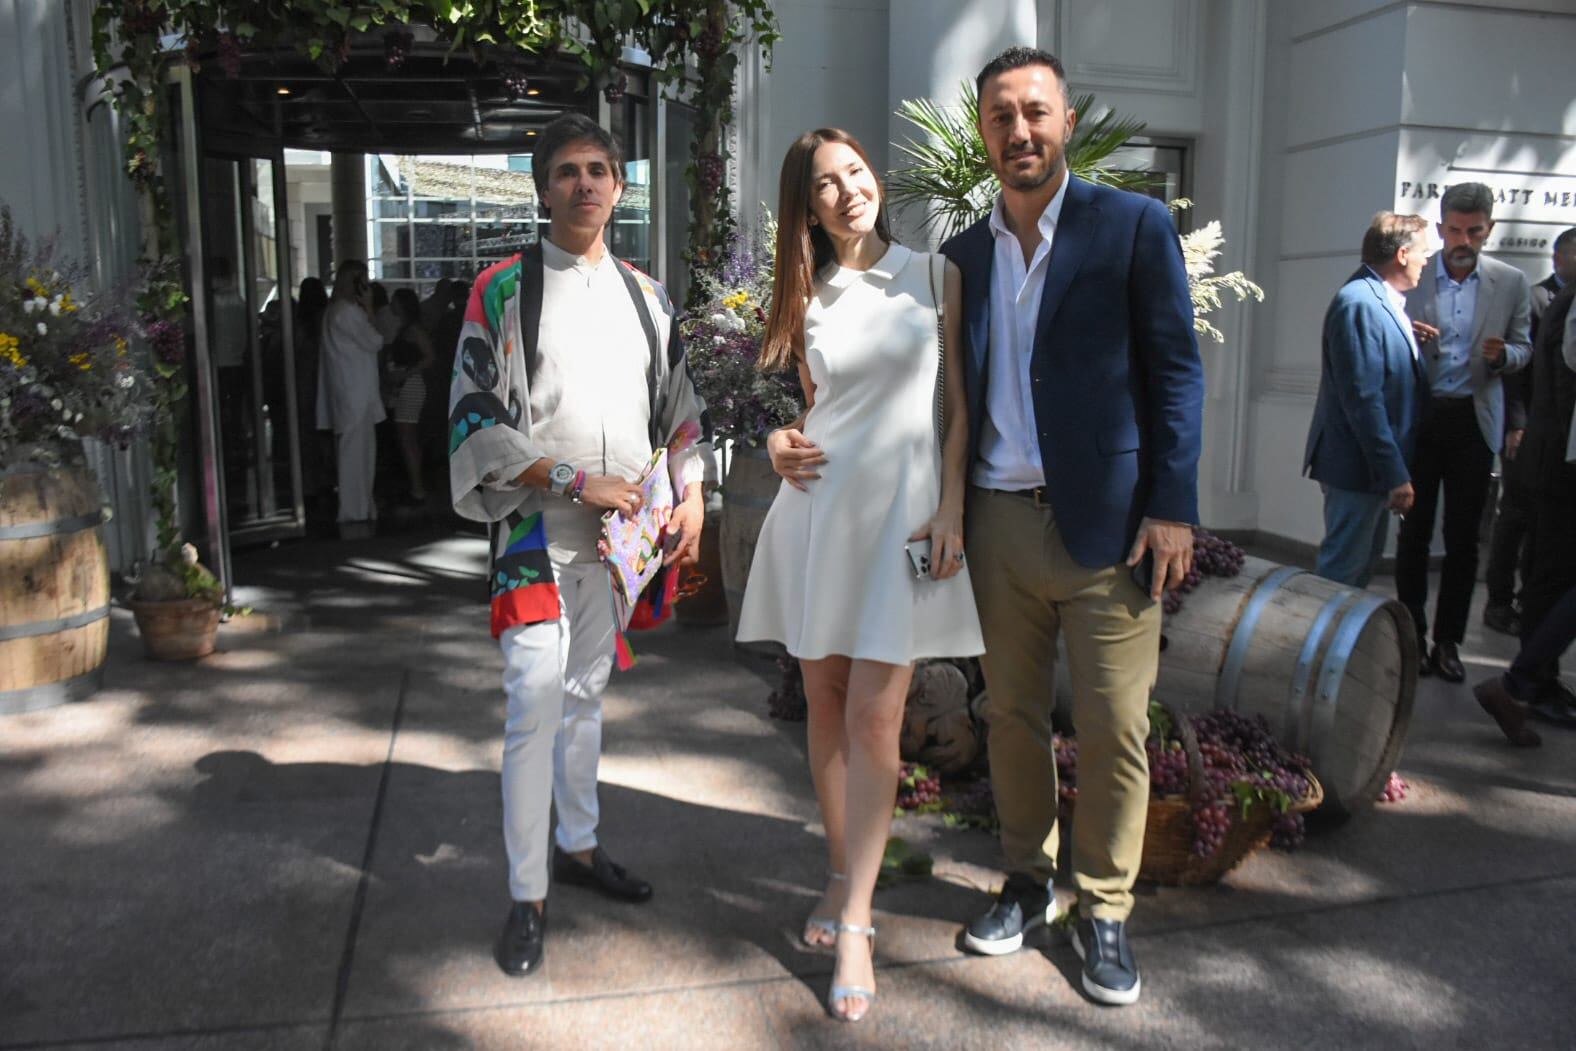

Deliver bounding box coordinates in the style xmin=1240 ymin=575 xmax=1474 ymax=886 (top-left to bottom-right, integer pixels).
xmin=1214 ymin=566 xmax=1302 ymax=711
xmin=0 ymin=604 xmax=110 ymax=642
xmin=0 ymin=509 xmax=105 ymax=540
xmin=1310 ymin=592 xmax=1387 ymax=762
xmin=1285 ymin=590 xmax=1358 ymax=752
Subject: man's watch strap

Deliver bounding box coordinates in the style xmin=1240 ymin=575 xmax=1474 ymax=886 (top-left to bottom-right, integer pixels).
xmin=547 ymin=461 xmax=576 ymax=495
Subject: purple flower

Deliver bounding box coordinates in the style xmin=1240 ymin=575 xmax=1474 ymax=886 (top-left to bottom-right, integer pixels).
xmin=146 ymin=318 xmax=185 ymax=367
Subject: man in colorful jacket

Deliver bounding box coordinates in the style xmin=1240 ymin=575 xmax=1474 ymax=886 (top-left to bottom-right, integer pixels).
xmin=448 ymin=113 xmax=711 ymax=977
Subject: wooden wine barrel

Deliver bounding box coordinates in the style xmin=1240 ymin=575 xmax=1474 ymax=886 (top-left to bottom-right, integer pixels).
xmin=719 ymin=445 xmax=782 ymax=653
xmin=0 ymin=466 xmax=110 ymax=714
xmin=1156 ymin=556 xmax=1418 ymax=819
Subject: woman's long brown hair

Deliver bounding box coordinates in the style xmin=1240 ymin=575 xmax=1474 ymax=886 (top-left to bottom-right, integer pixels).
xmin=758 ymin=128 xmax=893 ymax=372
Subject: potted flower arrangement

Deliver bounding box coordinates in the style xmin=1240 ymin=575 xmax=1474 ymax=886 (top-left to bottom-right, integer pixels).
xmin=0 ymin=204 xmax=153 ymax=707
xmin=122 ymin=258 xmax=244 ymax=661
xmin=680 ymin=227 xmax=802 ymax=636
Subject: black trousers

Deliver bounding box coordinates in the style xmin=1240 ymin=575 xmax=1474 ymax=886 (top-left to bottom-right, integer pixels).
xmin=1484 ymin=470 xmax=1533 ymax=607
xmin=1516 ymin=480 xmax=1576 ymax=692
xmin=1396 ymin=397 xmax=1495 ymax=645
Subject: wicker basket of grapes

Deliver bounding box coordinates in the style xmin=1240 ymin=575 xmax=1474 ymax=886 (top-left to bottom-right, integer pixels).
xmin=1056 ymin=703 xmax=1322 ymax=886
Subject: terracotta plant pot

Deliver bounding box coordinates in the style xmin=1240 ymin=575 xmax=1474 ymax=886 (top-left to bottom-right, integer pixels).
xmin=128 ymin=597 xmax=221 ymax=661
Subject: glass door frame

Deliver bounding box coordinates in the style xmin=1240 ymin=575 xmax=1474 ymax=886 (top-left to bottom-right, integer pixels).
xmin=171 ymin=66 xmax=305 ymax=594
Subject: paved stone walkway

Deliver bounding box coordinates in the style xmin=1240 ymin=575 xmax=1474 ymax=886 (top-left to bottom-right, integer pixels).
xmin=2 ymin=527 xmax=1572 ymax=1050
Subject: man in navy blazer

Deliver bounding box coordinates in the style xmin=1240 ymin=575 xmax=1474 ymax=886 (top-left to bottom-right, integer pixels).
xmin=940 ymin=47 xmax=1203 ymax=1007
xmin=1304 ymin=212 xmax=1430 ymax=588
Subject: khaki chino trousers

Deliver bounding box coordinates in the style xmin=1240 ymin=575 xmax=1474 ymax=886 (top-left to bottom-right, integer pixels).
xmin=967 ymin=487 xmax=1159 ymax=921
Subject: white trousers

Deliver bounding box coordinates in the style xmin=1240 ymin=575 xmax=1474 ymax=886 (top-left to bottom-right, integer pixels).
xmin=334 ymin=421 xmax=377 ymax=523
xmin=499 ymin=560 xmax=615 ymax=902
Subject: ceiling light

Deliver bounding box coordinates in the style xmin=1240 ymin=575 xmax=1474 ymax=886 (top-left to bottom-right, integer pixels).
xmin=526 ymin=88 xmax=541 ymax=97
xmin=526 ymin=130 xmax=537 ymax=137
xmin=276 ymin=86 xmax=292 ymax=96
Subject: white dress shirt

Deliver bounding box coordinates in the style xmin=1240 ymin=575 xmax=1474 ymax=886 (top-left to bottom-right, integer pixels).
xmin=529 ymin=236 xmax=653 ymax=562
xmin=974 ymin=177 xmax=1069 ymax=489
xmin=1372 ymin=269 xmax=1420 ymax=361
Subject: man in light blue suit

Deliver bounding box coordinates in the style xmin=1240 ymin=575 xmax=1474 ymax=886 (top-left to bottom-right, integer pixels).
xmin=1398 ymin=183 xmax=1534 ymax=682
xmin=1304 ymin=212 xmax=1430 ymax=588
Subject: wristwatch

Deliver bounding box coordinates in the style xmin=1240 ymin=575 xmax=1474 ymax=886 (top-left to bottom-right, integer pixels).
xmin=547 ymin=462 xmax=576 ymax=495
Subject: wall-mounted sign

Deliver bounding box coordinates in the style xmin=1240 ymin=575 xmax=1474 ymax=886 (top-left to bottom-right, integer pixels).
xmin=1396 ymin=171 xmax=1576 ymax=255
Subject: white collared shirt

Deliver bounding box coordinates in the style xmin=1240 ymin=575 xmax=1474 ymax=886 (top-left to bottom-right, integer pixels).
xmin=531 ymin=235 xmax=652 ymax=561
xmin=1369 ymin=267 xmax=1420 ymax=361
xmin=975 ymin=177 xmax=1069 ymax=489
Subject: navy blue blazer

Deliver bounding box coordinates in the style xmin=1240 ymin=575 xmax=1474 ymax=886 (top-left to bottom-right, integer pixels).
xmin=1303 ymin=267 xmax=1425 ymax=494
xmin=940 ymin=175 xmax=1205 ymax=568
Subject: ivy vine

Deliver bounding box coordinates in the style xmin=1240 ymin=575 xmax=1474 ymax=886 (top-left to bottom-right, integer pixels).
xmin=89 ymin=1 xmax=777 ymax=566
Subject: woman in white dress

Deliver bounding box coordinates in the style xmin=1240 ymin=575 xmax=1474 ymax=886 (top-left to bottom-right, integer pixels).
xmin=737 ymin=128 xmax=983 ymax=1022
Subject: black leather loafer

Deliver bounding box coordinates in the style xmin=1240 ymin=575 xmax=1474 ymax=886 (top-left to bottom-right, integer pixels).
xmin=1416 ymin=635 xmax=1433 ymax=677
xmin=553 ymin=846 xmax=653 ymax=903
xmin=961 ymin=872 xmax=1055 ymax=956
xmin=1431 ymin=642 xmax=1466 ymax=683
xmin=1070 ymin=917 xmax=1141 ymax=1006
xmin=495 ymin=902 xmax=545 ymax=977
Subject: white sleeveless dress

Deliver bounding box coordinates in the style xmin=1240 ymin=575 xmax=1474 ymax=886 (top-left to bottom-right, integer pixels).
xmin=736 ymin=244 xmax=985 ymax=664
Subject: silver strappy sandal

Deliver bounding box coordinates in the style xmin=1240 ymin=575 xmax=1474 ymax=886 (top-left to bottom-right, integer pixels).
xmin=800 ymin=871 xmax=846 ymax=951
xmin=826 ymin=921 xmax=877 ymax=1023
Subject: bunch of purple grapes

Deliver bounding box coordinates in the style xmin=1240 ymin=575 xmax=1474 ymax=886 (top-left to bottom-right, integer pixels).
xmin=500 ymin=66 xmax=531 ymax=100
xmin=1271 ymin=812 xmax=1306 ymax=849
xmin=385 ymin=31 xmax=413 ymax=71
xmin=1162 ymin=528 xmax=1247 ymax=615
xmin=698 ymin=154 xmax=726 ymax=195
xmin=1147 ymin=738 xmax=1189 ymax=797
xmin=1191 ymin=799 xmax=1232 ymax=857
xmin=1377 ymin=770 xmax=1409 ymax=803
xmin=1183 ymin=709 xmax=1316 ymax=857
xmin=896 ymin=762 xmax=942 ymax=811
xmin=1052 ymin=733 xmax=1079 ymax=803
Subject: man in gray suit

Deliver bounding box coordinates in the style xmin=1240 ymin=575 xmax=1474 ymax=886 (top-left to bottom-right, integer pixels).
xmin=1398 ymin=182 xmax=1532 ymax=682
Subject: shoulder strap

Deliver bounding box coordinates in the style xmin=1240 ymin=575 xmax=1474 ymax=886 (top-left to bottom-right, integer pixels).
xmin=519 ymin=242 xmax=544 ymax=388
xmin=927 ymin=253 xmax=946 ymax=452
xmin=614 ymin=258 xmax=664 ymax=447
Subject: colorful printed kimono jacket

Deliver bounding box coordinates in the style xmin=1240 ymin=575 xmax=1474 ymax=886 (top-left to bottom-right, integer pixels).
xmin=448 ymin=243 xmax=713 ymax=638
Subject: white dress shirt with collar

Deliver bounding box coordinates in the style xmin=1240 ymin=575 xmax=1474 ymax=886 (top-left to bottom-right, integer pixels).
xmin=529 ymin=236 xmax=653 ymax=562
xmin=974 ymin=175 xmax=1069 ymax=490
xmin=1371 ymin=268 xmax=1420 ymax=361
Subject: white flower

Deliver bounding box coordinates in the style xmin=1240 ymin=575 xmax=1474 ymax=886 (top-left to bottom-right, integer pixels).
xmin=22 ymin=298 xmax=36 ymax=315
xmin=180 ymin=542 xmax=199 ymax=566
xmin=36 ymin=322 xmax=47 ymax=335
xmin=48 ymin=299 xmax=62 ymax=316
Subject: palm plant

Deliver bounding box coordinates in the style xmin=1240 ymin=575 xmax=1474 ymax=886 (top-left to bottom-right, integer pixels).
xmin=889 ymin=84 xmax=1152 ymax=241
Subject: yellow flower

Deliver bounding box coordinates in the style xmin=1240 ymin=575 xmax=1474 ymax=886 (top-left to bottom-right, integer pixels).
xmin=60 ymin=293 xmax=78 ymax=314
xmin=69 ymin=352 xmax=92 ymax=371
xmin=114 ymin=337 xmax=128 ymax=356
xmin=0 ymin=332 xmax=26 ymax=369
xmin=721 ymin=290 xmax=751 ymax=311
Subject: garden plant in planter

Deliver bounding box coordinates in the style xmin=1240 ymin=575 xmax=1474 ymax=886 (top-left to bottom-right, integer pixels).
xmin=0 ymin=205 xmax=154 ymax=707
xmin=681 ymin=227 xmax=802 ymax=640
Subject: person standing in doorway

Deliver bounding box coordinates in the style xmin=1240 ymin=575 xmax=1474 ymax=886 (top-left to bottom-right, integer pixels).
xmin=447 ymin=113 xmax=710 ymax=980
xmin=315 ymin=260 xmax=386 ymax=537
xmin=940 ymin=47 xmax=1204 ymax=1007
xmin=1399 ymin=183 xmax=1532 ymax=682
xmin=1304 ymin=213 xmax=1430 ymax=587
xmin=387 ymin=287 xmax=434 ymax=506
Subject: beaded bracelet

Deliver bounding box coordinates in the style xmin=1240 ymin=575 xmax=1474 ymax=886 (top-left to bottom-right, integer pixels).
xmin=569 ymin=470 xmax=588 ymax=503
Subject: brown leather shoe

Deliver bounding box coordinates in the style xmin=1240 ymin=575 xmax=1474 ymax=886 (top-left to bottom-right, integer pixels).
xmin=1472 ymin=677 xmax=1542 ymax=747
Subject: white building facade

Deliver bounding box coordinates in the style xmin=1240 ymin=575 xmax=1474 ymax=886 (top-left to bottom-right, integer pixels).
xmin=735 ymin=0 xmax=1576 ymax=554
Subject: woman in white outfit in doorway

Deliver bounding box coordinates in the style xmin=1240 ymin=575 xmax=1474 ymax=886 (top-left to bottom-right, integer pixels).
xmin=737 ymin=128 xmax=983 ymax=1023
